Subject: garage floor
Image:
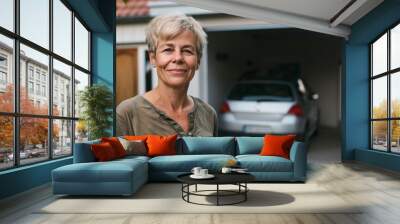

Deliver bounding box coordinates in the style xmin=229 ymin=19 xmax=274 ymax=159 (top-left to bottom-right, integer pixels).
xmin=308 ymin=126 xmax=341 ymax=164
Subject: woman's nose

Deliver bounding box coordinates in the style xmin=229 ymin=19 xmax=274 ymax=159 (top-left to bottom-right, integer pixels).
xmin=172 ymin=50 xmax=183 ymax=62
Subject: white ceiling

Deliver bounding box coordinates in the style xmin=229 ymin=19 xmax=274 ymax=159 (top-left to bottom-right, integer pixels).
xmin=174 ymin=0 xmax=384 ymax=38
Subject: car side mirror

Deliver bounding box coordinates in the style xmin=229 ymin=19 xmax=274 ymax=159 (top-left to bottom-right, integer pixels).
xmin=311 ymin=93 xmax=319 ymax=100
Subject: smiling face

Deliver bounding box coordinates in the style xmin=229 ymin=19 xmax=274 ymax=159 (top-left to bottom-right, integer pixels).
xmin=149 ymin=30 xmax=199 ymax=89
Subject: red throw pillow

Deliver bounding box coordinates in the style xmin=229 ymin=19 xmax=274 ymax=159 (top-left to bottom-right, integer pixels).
xmin=146 ymin=134 xmax=177 ymax=157
xmin=101 ymin=137 xmax=126 ymax=158
xmin=91 ymin=142 xmax=117 ymax=161
xmin=259 ymin=134 xmax=296 ymax=159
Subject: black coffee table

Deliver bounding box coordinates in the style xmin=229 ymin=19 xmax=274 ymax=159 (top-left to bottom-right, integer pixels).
xmin=177 ymin=172 xmax=255 ymax=206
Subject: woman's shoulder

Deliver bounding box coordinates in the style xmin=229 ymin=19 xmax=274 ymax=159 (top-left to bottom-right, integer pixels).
xmin=192 ymin=96 xmax=217 ymax=116
xmin=116 ymin=95 xmax=146 ymax=113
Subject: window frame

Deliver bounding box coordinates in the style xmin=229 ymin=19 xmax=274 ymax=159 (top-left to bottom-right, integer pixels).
xmin=0 ymin=0 xmax=92 ymax=171
xmin=370 ymin=20 xmax=400 ymax=154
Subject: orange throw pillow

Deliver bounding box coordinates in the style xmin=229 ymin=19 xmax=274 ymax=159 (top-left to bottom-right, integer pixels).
xmin=259 ymin=134 xmax=296 ymax=159
xmin=146 ymin=134 xmax=177 ymax=157
xmin=124 ymin=135 xmax=148 ymax=141
xmin=91 ymin=142 xmax=117 ymax=161
xmin=101 ymin=137 xmax=126 ymax=158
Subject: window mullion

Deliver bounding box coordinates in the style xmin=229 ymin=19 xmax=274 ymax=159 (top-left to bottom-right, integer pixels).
xmin=388 ymin=30 xmax=391 ymax=152
xmin=14 ymin=0 xmax=20 ymax=166
xmin=49 ymin=0 xmax=53 ymax=160
xmin=71 ymin=11 xmax=76 ymax=154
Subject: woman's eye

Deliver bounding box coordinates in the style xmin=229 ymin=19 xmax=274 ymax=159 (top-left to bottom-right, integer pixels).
xmin=162 ymin=48 xmax=173 ymax=53
xmin=182 ymin=49 xmax=194 ymax=55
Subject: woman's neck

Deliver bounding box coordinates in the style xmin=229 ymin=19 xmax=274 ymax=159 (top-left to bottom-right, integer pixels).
xmin=147 ymin=84 xmax=191 ymax=112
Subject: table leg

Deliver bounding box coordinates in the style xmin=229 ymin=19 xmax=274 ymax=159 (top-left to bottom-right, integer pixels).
xmin=245 ymin=183 xmax=247 ymax=201
xmin=217 ymin=184 xmax=219 ymax=206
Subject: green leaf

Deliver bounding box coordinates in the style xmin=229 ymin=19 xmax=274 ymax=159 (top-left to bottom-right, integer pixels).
xmin=79 ymin=84 xmax=113 ymax=140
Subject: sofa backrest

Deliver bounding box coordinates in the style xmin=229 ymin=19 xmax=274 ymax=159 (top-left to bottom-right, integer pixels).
xmin=73 ymin=137 xmax=242 ymax=163
xmin=235 ymin=137 xmax=263 ymax=155
xmin=179 ymin=137 xmax=235 ymax=155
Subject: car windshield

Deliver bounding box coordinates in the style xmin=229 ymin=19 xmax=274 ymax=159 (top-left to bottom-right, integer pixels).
xmin=228 ymin=83 xmax=294 ymax=102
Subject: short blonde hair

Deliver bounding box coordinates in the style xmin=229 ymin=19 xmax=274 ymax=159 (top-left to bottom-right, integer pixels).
xmin=145 ymin=14 xmax=207 ymax=60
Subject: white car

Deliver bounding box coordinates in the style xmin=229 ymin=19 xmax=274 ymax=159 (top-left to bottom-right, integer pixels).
xmin=219 ymin=79 xmax=319 ymax=138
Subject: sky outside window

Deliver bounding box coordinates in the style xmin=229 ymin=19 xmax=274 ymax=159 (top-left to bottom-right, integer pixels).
xmin=20 ymin=0 xmax=49 ymax=49
xmin=391 ymin=24 xmax=400 ymax=70
xmin=53 ymin=0 xmax=72 ymax=60
xmin=74 ymin=18 xmax=89 ymax=70
xmin=0 ymin=0 xmax=14 ymax=32
xmin=372 ymin=34 xmax=387 ymax=76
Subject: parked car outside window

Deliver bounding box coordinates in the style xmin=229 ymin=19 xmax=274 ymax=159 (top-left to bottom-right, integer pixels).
xmin=219 ymin=79 xmax=319 ymax=138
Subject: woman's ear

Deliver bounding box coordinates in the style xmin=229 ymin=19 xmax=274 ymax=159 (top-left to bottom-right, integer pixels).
xmin=149 ymin=51 xmax=156 ymax=67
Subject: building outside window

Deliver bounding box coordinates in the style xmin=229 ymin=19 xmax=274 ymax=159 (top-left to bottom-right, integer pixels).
xmin=0 ymin=71 xmax=6 ymax=84
xmin=0 ymin=54 xmax=7 ymax=88
xmin=41 ymin=85 xmax=46 ymax=97
xmin=41 ymin=73 xmax=46 ymax=83
xmin=0 ymin=0 xmax=91 ymax=170
xmin=370 ymin=22 xmax=400 ymax=154
xmin=28 ymin=81 xmax=34 ymax=94
xmin=28 ymin=66 xmax=34 ymax=80
xmin=35 ymin=70 xmax=41 ymax=81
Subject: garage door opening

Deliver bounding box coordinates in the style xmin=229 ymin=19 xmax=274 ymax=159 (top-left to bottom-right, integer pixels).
xmin=207 ymin=28 xmax=342 ymax=163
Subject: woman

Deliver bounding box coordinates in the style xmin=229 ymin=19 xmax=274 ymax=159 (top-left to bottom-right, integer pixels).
xmin=117 ymin=14 xmax=217 ymax=137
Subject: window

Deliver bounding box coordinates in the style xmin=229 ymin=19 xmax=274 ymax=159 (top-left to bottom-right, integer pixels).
xmin=36 ymin=83 xmax=40 ymax=95
xmin=28 ymin=81 xmax=34 ymax=94
xmin=0 ymin=0 xmax=91 ymax=170
xmin=28 ymin=67 xmax=34 ymax=80
xmin=0 ymin=54 xmax=7 ymax=86
xmin=42 ymin=85 xmax=46 ymax=97
xmin=35 ymin=70 xmax=41 ymax=81
xmin=0 ymin=55 xmax=7 ymax=67
xmin=371 ymin=23 xmax=400 ymax=154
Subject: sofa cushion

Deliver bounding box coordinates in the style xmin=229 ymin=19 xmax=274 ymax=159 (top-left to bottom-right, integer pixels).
xmin=148 ymin=154 xmax=235 ymax=172
xmin=236 ymin=155 xmax=293 ymax=172
xmin=180 ymin=137 xmax=235 ymax=155
xmin=236 ymin=137 xmax=263 ymax=155
xmin=260 ymin=134 xmax=296 ymax=159
xmin=52 ymin=160 xmax=145 ymax=183
xmin=118 ymin=138 xmax=147 ymax=156
xmin=115 ymin=155 xmax=150 ymax=164
xmin=146 ymin=134 xmax=178 ymax=157
xmin=101 ymin=137 xmax=127 ymax=158
xmin=124 ymin=135 xmax=148 ymax=141
xmin=91 ymin=142 xmax=118 ymax=161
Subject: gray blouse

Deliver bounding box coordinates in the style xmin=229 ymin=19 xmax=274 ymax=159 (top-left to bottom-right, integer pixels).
xmin=116 ymin=95 xmax=218 ymax=137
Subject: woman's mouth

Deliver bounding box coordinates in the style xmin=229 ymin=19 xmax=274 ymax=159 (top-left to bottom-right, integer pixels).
xmin=167 ymin=69 xmax=187 ymax=75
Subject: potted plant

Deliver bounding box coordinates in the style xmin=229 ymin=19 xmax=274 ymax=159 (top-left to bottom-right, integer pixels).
xmin=79 ymin=84 xmax=113 ymax=140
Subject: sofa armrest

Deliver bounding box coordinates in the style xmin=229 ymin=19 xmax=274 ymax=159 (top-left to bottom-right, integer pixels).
xmin=289 ymin=141 xmax=307 ymax=181
xmin=73 ymin=141 xmax=99 ymax=163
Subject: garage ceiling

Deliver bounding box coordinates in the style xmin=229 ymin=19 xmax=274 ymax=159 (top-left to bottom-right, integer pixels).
xmin=174 ymin=0 xmax=384 ymax=38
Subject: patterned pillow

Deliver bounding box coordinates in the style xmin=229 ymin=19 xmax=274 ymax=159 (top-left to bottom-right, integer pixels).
xmin=118 ymin=137 xmax=147 ymax=156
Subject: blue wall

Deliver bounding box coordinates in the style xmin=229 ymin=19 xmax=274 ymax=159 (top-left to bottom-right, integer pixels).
xmin=0 ymin=0 xmax=115 ymax=200
xmin=343 ymin=0 xmax=400 ymax=171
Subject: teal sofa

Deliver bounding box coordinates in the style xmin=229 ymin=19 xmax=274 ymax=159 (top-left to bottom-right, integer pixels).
xmin=52 ymin=137 xmax=306 ymax=196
